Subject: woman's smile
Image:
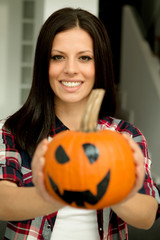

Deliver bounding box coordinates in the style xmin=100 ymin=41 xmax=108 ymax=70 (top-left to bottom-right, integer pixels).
xmin=59 ymin=80 xmax=84 ymax=93
xmin=60 ymin=81 xmax=82 ymax=88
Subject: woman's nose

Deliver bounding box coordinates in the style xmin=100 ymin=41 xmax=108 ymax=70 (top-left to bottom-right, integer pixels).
xmin=64 ymin=59 xmax=78 ymax=75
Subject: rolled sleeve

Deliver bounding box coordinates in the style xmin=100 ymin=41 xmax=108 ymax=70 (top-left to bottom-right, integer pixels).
xmin=0 ymin=119 xmax=23 ymax=186
xmin=125 ymin=124 xmax=160 ymax=204
xmin=133 ymin=134 xmax=160 ymax=203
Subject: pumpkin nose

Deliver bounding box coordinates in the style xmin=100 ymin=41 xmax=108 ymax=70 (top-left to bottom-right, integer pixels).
xmin=55 ymin=145 xmax=70 ymax=164
xmin=82 ymin=143 xmax=99 ymax=164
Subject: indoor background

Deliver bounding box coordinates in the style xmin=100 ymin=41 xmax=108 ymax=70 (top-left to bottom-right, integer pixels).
xmin=0 ymin=0 xmax=160 ymax=239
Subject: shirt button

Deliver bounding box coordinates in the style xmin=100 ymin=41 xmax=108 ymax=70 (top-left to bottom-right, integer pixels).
xmin=47 ymin=225 xmax=51 ymax=229
xmin=99 ymin=228 xmax=102 ymax=231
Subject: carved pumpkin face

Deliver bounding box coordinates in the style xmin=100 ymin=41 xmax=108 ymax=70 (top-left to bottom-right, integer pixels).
xmin=44 ymin=129 xmax=135 ymax=209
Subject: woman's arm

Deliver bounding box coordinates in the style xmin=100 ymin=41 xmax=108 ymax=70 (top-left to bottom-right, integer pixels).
xmin=0 ymin=139 xmax=63 ymax=221
xmin=111 ymin=133 xmax=158 ymax=229
xmin=112 ymin=193 xmax=158 ymax=229
xmin=0 ymin=180 xmax=63 ymax=221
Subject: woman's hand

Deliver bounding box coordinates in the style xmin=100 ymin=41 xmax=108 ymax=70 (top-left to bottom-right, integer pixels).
xmin=31 ymin=139 xmax=64 ymax=208
xmin=121 ymin=133 xmax=145 ymax=201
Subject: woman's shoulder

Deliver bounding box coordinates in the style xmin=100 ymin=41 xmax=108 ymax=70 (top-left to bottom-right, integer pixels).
xmin=0 ymin=118 xmax=16 ymax=147
xmin=0 ymin=118 xmax=6 ymax=128
xmin=0 ymin=118 xmax=12 ymax=134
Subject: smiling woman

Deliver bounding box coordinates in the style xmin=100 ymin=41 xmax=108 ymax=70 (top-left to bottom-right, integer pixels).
xmin=0 ymin=7 xmax=159 ymax=240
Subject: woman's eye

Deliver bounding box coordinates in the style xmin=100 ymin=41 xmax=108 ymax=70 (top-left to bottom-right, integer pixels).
xmin=51 ymin=55 xmax=64 ymax=61
xmin=80 ymin=56 xmax=92 ymax=62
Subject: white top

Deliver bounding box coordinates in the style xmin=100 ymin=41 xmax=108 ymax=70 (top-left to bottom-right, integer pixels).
xmin=50 ymin=206 xmax=100 ymax=240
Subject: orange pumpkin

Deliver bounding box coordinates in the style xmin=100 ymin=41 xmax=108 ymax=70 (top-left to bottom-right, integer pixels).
xmin=44 ymin=89 xmax=135 ymax=209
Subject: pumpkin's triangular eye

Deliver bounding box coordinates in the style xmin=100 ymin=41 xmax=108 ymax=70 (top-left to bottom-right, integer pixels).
xmin=82 ymin=143 xmax=99 ymax=164
xmin=55 ymin=145 xmax=70 ymax=164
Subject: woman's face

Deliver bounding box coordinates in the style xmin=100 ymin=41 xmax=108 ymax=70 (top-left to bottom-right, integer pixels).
xmin=49 ymin=27 xmax=95 ymax=106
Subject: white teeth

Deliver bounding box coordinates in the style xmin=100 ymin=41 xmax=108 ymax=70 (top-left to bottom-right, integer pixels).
xmin=61 ymin=81 xmax=81 ymax=87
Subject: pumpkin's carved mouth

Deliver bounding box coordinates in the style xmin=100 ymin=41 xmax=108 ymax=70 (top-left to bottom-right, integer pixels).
xmin=47 ymin=170 xmax=110 ymax=207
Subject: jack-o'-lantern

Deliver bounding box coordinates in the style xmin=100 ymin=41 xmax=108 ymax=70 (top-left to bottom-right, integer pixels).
xmin=44 ymin=89 xmax=135 ymax=209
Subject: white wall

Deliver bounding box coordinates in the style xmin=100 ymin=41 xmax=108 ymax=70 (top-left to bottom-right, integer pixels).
xmin=0 ymin=0 xmax=45 ymax=119
xmin=120 ymin=6 xmax=160 ymax=180
xmin=43 ymin=0 xmax=98 ymax=20
xmin=0 ymin=0 xmax=22 ymax=119
xmin=0 ymin=1 xmax=9 ymax=115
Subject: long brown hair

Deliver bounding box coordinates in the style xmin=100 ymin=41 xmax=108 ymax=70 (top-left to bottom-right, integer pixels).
xmin=5 ymin=7 xmax=116 ymax=157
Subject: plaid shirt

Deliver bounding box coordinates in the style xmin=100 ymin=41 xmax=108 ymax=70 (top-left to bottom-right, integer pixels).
xmin=0 ymin=116 xmax=159 ymax=240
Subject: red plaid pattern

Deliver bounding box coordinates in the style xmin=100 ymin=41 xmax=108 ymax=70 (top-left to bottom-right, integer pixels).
xmin=0 ymin=116 xmax=159 ymax=240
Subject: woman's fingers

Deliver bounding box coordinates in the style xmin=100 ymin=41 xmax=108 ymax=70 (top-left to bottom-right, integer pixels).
xmin=31 ymin=139 xmax=64 ymax=206
xmin=34 ymin=139 xmax=48 ymax=161
xmin=32 ymin=139 xmax=48 ymax=171
xmin=31 ymin=139 xmax=48 ymax=186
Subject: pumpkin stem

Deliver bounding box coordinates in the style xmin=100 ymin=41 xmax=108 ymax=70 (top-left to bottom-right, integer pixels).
xmin=79 ymin=89 xmax=105 ymax=132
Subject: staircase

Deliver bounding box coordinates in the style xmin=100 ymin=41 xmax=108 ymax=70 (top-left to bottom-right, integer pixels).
xmin=118 ymin=5 xmax=160 ymax=181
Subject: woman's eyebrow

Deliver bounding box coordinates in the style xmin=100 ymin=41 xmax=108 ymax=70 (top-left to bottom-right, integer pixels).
xmin=51 ymin=49 xmax=93 ymax=54
xmin=51 ymin=49 xmax=64 ymax=54
xmin=78 ymin=50 xmax=93 ymax=54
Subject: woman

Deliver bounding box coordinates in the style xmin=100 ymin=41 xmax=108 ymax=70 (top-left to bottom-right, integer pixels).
xmin=0 ymin=7 xmax=159 ymax=240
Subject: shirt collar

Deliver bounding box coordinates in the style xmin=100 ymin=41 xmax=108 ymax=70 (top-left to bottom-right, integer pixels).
xmin=50 ymin=116 xmax=69 ymax=137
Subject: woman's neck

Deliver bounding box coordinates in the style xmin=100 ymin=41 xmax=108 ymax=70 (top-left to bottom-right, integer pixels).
xmin=55 ymin=102 xmax=87 ymax=131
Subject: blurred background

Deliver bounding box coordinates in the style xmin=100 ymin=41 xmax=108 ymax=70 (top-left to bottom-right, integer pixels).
xmin=0 ymin=0 xmax=160 ymax=239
